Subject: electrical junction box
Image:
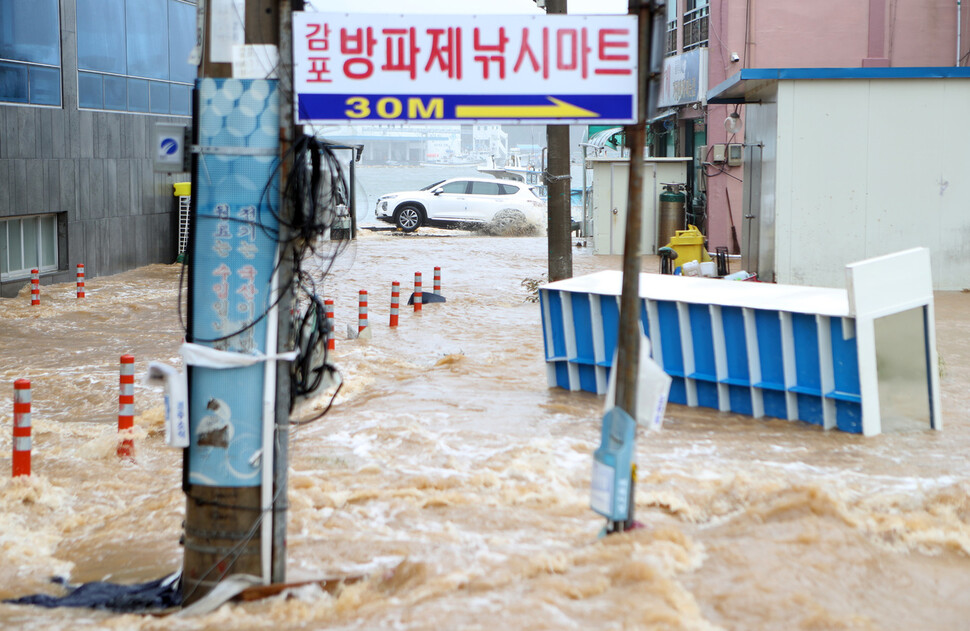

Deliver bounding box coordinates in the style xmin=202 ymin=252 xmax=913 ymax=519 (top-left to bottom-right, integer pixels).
xmin=711 ymin=143 xmax=727 ymax=164
xmin=727 ymin=143 xmax=743 ymax=166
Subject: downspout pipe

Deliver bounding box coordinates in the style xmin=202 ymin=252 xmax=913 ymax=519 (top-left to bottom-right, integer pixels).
xmin=958 ymin=0 xmax=963 ymax=66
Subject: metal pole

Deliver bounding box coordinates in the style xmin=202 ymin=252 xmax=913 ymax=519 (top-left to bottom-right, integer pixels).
xmin=545 ymin=0 xmax=573 ymax=282
xmin=349 ymin=149 xmax=357 ymax=239
xmin=607 ymin=0 xmax=652 ymax=535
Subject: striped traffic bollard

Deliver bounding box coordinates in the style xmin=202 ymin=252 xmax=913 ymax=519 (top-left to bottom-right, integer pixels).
xmin=433 ymin=266 xmax=441 ymax=295
xmin=13 ymin=379 xmax=31 ymax=477
xmin=76 ymin=264 xmax=85 ymax=298
xmin=389 ymin=281 xmax=400 ymax=327
xmin=358 ymin=290 xmax=368 ymax=332
xmin=30 ymin=269 xmax=39 ymax=306
xmin=118 ymin=355 xmax=135 ymax=459
xmin=413 ymin=272 xmax=423 ymax=312
xmin=325 ymin=299 xmax=335 ymax=350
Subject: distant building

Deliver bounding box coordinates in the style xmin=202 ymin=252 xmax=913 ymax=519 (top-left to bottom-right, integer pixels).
xmin=657 ymin=0 xmax=969 ymax=262
xmin=315 ymin=124 xmax=508 ymax=165
xmin=0 ymin=0 xmax=195 ymax=297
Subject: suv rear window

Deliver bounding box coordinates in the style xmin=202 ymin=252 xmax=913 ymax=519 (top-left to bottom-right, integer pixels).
xmin=469 ymin=181 xmax=501 ymax=195
xmin=497 ymin=183 xmax=520 ymax=195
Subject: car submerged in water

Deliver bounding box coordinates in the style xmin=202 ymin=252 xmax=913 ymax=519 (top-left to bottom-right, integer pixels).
xmin=374 ymin=177 xmax=547 ymax=234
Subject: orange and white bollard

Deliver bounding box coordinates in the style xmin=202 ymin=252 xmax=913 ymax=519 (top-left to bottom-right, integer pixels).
xmin=413 ymin=272 xmax=423 ymax=312
xmin=13 ymin=379 xmax=31 ymax=477
xmin=358 ymin=290 xmax=368 ymax=332
xmin=389 ymin=282 xmax=400 ymax=327
xmin=30 ymin=269 xmax=39 ymax=306
xmin=76 ymin=264 xmax=85 ymax=298
xmin=325 ymin=299 xmax=335 ymax=350
xmin=433 ymin=266 xmax=441 ymax=295
xmin=118 ymin=355 xmax=135 ymax=458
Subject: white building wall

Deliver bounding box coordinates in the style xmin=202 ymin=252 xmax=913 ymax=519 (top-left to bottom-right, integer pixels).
xmin=743 ymin=85 xmax=780 ymax=282
xmin=764 ymin=78 xmax=970 ymax=290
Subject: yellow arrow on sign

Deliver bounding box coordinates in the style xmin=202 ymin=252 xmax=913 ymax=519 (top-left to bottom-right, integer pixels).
xmin=455 ymin=97 xmax=599 ymax=119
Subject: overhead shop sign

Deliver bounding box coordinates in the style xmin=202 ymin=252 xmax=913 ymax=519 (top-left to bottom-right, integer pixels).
xmin=293 ymin=12 xmax=638 ymax=124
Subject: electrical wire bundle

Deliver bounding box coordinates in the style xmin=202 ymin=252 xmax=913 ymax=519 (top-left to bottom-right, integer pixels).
xmin=279 ymin=135 xmax=351 ymax=422
xmin=180 ymin=133 xmax=352 ymax=426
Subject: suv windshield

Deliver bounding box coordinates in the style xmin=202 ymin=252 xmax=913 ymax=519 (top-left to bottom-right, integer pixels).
xmin=420 ymin=180 xmax=446 ymax=191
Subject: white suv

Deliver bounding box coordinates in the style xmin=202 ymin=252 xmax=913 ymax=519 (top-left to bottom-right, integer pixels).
xmin=375 ymin=177 xmax=547 ymax=233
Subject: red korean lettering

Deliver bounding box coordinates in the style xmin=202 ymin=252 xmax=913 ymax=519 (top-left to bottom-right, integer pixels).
xmin=213 ymin=281 xmax=229 ymax=301
xmin=307 ymin=24 xmax=333 ymax=82
xmin=425 ymin=27 xmax=462 ymax=79
xmin=556 ymin=27 xmax=591 ymax=79
xmin=512 ymin=27 xmax=549 ymax=78
xmin=340 ymin=27 xmax=377 ymax=79
xmin=307 ymin=57 xmax=332 ymax=83
xmin=236 ymin=283 xmax=258 ymax=302
xmin=473 ymin=27 xmax=509 ymax=79
xmin=306 ymin=23 xmax=332 ymax=51
xmin=381 ymin=27 xmax=421 ymax=79
xmin=595 ymin=28 xmax=632 ymax=75
xmin=212 ymin=264 xmax=232 ymax=282
xmin=237 ymin=265 xmax=257 ymax=282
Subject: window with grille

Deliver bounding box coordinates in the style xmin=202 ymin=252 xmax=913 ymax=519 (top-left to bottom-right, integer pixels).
xmin=666 ymin=0 xmax=678 ymax=57
xmin=684 ymin=0 xmax=710 ymax=51
xmin=0 ymin=214 xmax=59 ymax=280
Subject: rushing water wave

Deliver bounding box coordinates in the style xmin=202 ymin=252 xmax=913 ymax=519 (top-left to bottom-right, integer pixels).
xmin=1 ymin=231 xmax=969 ymax=630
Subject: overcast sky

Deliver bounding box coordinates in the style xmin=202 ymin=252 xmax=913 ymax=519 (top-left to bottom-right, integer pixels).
xmin=308 ymin=0 xmax=629 ymax=14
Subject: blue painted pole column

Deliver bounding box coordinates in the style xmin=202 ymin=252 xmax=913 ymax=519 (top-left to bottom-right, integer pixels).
xmin=182 ymin=77 xmax=282 ymax=602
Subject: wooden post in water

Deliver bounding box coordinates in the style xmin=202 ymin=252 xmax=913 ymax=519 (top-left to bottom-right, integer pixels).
xmin=545 ymin=0 xmax=573 ymax=283
xmin=605 ymin=0 xmax=654 ymax=535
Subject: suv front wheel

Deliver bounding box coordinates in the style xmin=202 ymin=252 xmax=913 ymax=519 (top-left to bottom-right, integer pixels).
xmin=394 ymin=204 xmax=422 ymax=232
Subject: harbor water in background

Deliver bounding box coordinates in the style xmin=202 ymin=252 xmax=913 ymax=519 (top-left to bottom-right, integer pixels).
xmin=2 ymin=232 xmax=970 ymax=629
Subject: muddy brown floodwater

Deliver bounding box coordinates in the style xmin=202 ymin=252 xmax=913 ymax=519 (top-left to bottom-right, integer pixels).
xmin=1 ymin=230 xmax=970 ymax=630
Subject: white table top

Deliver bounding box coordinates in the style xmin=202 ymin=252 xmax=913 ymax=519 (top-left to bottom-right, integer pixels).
xmin=542 ymin=270 xmax=852 ymax=317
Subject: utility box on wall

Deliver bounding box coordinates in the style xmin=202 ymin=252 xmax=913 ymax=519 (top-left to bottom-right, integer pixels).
xmin=587 ymin=157 xmax=691 ymax=256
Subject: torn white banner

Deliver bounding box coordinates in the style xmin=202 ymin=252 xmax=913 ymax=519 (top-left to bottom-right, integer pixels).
xmin=145 ymin=362 xmax=190 ymax=448
xmin=180 ymin=342 xmax=298 ymax=369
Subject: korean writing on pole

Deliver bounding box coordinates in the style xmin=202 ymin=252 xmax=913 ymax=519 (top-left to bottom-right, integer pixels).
xmin=209 ymin=203 xmax=260 ymax=352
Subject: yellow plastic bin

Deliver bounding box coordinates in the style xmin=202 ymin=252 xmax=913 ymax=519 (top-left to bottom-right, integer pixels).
xmin=665 ymin=224 xmax=711 ymax=270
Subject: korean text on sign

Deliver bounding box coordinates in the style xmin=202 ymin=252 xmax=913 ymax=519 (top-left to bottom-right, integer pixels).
xmin=293 ymin=13 xmax=638 ymax=124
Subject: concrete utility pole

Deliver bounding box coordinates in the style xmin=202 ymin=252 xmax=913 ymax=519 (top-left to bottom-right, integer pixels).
xmin=273 ymin=0 xmax=303 ymax=586
xmin=545 ymin=0 xmax=573 ymax=282
xmin=607 ymin=0 xmax=653 ymax=534
xmin=182 ymin=0 xmax=295 ymax=603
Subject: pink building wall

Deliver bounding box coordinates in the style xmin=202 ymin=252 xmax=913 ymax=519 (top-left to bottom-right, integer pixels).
xmin=703 ymin=0 xmax=970 ymax=255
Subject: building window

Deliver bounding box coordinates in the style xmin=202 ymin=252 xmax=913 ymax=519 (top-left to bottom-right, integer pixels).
xmin=665 ymin=0 xmax=678 ymax=57
xmin=683 ymin=0 xmax=709 ymax=51
xmin=0 ymin=0 xmax=62 ymax=106
xmin=0 ymin=214 xmax=58 ymax=280
xmin=76 ymin=0 xmax=196 ymax=116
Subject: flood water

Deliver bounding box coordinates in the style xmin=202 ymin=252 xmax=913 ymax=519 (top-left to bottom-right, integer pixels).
xmin=2 ymin=225 xmax=970 ymax=630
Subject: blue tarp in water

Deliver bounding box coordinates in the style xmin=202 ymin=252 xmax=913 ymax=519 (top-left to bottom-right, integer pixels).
xmin=4 ymin=571 xmax=181 ymax=612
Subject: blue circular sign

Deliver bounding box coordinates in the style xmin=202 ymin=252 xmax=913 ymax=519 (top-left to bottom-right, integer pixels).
xmin=160 ymin=137 xmax=179 ymax=155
